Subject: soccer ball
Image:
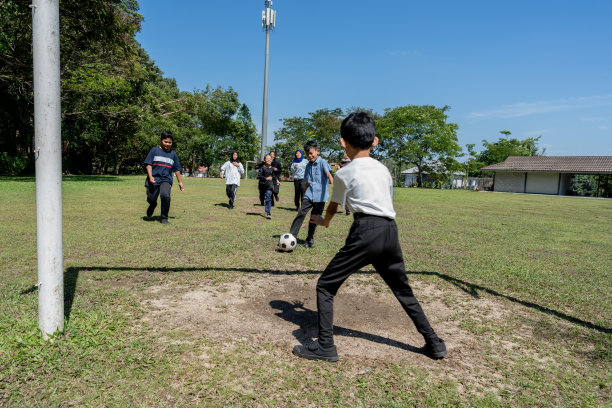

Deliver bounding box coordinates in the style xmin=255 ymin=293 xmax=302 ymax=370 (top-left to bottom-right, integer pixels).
xmin=278 ymin=233 xmax=297 ymax=252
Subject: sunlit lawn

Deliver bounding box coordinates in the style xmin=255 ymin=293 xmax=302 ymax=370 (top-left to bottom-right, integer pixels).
xmin=1 ymin=175 xmax=610 ymax=407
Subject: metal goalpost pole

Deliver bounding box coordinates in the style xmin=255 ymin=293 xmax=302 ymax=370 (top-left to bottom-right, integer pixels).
xmin=32 ymin=0 xmax=64 ymax=338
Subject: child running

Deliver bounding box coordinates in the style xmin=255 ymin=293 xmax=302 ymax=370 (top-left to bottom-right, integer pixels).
xmin=292 ymin=112 xmax=447 ymax=362
xmin=257 ymin=154 xmax=280 ymax=219
xmin=220 ymin=151 xmax=244 ymax=210
xmin=289 ymin=141 xmax=333 ymax=248
xmin=144 ymin=131 xmax=184 ymax=224
xmin=290 ymin=149 xmax=308 ymax=211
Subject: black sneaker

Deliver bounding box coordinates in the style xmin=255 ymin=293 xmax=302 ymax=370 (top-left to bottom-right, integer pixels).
xmin=266 ymin=213 xmax=271 ymax=219
xmin=303 ymin=239 xmax=314 ymax=248
xmin=146 ymin=204 xmax=155 ymax=218
xmin=424 ymin=337 xmax=447 ymax=359
xmin=160 ymin=219 xmax=170 ymax=225
xmin=292 ymin=341 xmax=339 ymax=362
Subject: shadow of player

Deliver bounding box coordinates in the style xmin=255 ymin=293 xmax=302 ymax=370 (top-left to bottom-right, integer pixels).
xmin=269 ymin=300 xmax=425 ymax=355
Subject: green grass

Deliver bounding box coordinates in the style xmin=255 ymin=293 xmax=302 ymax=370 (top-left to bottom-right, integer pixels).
xmin=1 ymin=175 xmax=610 ymax=407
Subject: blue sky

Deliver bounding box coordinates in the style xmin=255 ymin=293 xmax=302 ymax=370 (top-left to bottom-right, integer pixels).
xmin=136 ymin=0 xmax=612 ymax=156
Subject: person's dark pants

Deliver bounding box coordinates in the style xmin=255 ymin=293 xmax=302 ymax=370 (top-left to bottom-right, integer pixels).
xmin=273 ymin=183 xmax=280 ymax=202
xmin=226 ymin=184 xmax=238 ymax=207
xmin=316 ymin=213 xmax=436 ymax=348
xmin=293 ymin=178 xmax=306 ymax=209
xmin=146 ymin=182 xmax=172 ymax=220
xmin=264 ymin=188 xmax=273 ymax=213
xmin=259 ymin=184 xmax=265 ymax=205
xmin=289 ymin=197 xmax=324 ymax=240
xmin=259 ymin=184 xmax=274 ymax=207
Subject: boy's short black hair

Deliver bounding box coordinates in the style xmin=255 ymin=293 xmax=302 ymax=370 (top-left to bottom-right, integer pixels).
xmin=160 ymin=130 xmax=174 ymax=141
xmin=304 ymin=140 xmax=319 ymax=152
xmin=341 ymin=112 xmax=376 ymax=149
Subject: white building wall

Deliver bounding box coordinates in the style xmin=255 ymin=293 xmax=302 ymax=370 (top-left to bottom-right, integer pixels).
xmin=494 ymin=172 xmax=525 ymax=193
xmin=525 ymin=173 xmax=559 ymax=194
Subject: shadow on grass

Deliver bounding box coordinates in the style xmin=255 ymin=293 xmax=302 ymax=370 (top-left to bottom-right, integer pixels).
xmin=1 ymin=175 xmax=124 ymax=182
xmin=245 ymin=212 xmax=268 ymax=218
xmin=20 ymin=266 xmax=611 ymax=334
xmin=63 ymin=175 xmax=124 ymax=182
xmin=0 ymin=176 xmax=35 ymax=182
xmin=269 ymin=300 xmax=426 ymax=356
xmin=276 ymin=206 xmax=299 ymax=212
xmin=214 ymin=203 xmax=231 ymax=208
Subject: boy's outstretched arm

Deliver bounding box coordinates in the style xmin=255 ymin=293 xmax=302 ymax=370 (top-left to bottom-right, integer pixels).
xmin=310 ymin=201 xmax=338 ymax=228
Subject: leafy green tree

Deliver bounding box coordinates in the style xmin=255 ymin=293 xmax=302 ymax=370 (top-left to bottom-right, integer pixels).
xmin=0 ymin=0 xmax=144 ymax=174
xmin=272 ymin=108 xmax=345 ymax=175
xmin=377 ymin=105 xmax=460 ymax=187
xmin=478 ymin=131 xmax=545 ymax=171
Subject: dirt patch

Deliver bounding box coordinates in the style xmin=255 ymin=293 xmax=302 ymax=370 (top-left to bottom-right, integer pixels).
xmin=143 ymin=274 xmax=508 ymax=362
xmin=139 ymin=273 xmax=590 ymax=397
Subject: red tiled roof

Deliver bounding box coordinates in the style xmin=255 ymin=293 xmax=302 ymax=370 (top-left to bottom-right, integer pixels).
xmin=481 ymin=156 xmax=612 ymax=174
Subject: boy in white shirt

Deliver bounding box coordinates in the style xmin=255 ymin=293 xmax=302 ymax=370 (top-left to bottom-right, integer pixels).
xmin=220 ymin=151 xmax=244 ymax=210
xmin=292 ymin=112 xmax=447 ymax=362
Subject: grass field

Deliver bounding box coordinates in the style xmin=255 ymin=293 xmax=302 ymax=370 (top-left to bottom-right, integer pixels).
xmin=1 ymin=175 xmax=610 ymax=407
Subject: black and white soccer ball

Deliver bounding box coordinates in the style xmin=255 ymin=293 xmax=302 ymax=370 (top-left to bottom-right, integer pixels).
xmin=278 ymin=233 xmax=297 ymax=252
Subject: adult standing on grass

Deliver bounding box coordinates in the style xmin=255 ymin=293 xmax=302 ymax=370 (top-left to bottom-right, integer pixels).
xmin=144 ymin=131 xmax=184 ymax=225
xmin=293 ymin=112 xmax=447 ymax=362
xmin=270 ymin=151 xmax=283 ymax=203
xmin=290 ymin=149 xmax=307 ymax=211
xmin=220 ymin=151 xmax=244 ymax=210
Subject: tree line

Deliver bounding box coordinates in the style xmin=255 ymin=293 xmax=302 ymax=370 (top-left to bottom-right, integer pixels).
xmin=0 ymin=0 xmax=259 ymax=176
xmin=1 ymin=0 xmax=543 ymax=183
xmin=271 ymin=108 xmax=544 ymax=186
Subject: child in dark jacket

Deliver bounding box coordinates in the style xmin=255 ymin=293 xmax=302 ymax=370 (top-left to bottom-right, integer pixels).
xmin=257 ymin=154 xmax=280 ymax=219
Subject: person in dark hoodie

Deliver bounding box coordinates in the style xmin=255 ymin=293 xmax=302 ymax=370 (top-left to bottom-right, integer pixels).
xmin=270 ymin=151 xmax=283 ymax=202
xmin=257 ymin=154 xmax=280 ymax=219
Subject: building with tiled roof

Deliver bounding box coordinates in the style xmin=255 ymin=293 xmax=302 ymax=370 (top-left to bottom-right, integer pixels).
xmin=481 ymin=156 xmax=612 ymax=196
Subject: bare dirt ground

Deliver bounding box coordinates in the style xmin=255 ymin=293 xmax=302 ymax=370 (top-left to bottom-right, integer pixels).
xmin=140 ymin=272 xmax=536 ymax=382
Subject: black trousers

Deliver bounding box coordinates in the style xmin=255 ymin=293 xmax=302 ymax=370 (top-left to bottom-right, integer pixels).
xmin=289 ymin=197 xmax=324 ymax=240
xmin=316 ymin=214 xmax=436 ymax=348
xmin=293 ymin=179 xmax=306 ymax=209
xmin=146 ymin=182 xmax=172 ymax=220
xmin=225 ymin=184 xmax=238 ymax=207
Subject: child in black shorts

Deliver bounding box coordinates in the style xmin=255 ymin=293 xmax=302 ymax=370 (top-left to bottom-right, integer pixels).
xmin=292 ymin=112 xmax=447 ymax=362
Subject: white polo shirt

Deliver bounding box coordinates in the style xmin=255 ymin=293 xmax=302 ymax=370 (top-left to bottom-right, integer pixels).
xmin=330 ymin=156 xmax=396 ymax=219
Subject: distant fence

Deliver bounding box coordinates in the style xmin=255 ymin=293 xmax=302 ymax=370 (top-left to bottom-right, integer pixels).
xmin=467 ymin=177 xmax=493 ymax=191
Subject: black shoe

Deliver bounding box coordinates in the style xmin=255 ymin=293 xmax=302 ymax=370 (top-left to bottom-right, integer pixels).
xmin=161 ymin=218 xmax=170 ymax=225
xmin=292 ymin=341 xmax=339 ymax=362
xmin=424 ymin=337 xmax=447 ymax=359
xmin=146 ymin=204 xmax=155 ymax=218
xmin=266 ymin=213 xmax=271 ymax=219
xmin=303 ymin=239 xmax=314 ymax=248
xmin=229 ymin=205 xmax=234 ymax=210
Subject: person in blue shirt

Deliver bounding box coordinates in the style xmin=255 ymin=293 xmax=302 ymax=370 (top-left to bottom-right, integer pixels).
xmin=144 ymin=131 xmax=184 ymax=224
xmin=290 ymin=149 xmax=308 ymax=211
xmin=289 ymin=141 xmax=333 ymax=247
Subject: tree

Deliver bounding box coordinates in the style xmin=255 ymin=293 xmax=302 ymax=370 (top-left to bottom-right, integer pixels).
xmin=0 ymin=0 xmax=144 ymax=174
xmin=377 ymin=105 xmax=460 ymax=187
xmin=272 ymin=108 xmax=345 ymax=175
xmin=476 ymin=131 xmax=545 ymax=176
